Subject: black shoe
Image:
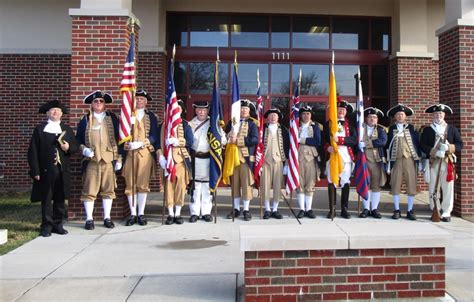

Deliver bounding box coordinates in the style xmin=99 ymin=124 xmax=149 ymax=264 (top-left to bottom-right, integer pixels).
xmin=174 ymin=216 xmax=184 ymax=224
xmin=137 ymin=215 xmax=147 ymax=225
xmin=126 ymin=215 xmax=136 ymax=226
xmin=407 ymin=210 xmax=417 ymax=221
xmin=327 ymin=211 xmax=335 ymax=219
xmin=441 ymin=216 xmax=451 ymax=222
xmin=51 ymin=227 xmax=68 ymax=235
xmin=203 ymin=214 xmax=213 ymax=222
xmin=263 ymin=211 xmax=271 ymax=219
xmin=297 ymin=210 xmax=305 ymax=219
xmin=305 ymin=210 xmax=316 ymax=219
xmin=392 ymin=210 xmax=401 ymax=220
xmin=226 ymin=209 xmax=240 ymax=219
xmin=85 ymin=220 xmax=95 ymax=230
xmin=40 ymin=229 xmax=51 ymax=237
xmin=104 ymin=218 xmax=115 ymax=228
xmin=189 ymin=215 xmax=198 ymax=223
xmin=271 ymin=211 xmax=283 ymax=219
xmin=359 ymin=209 xmax=370 ymax=218
xmin=243 ymin=210 xmax=252 ymax=221
xmin=341 ymin=209 xmax=351 ymax=219
xmin=165 ymin=215 xmax=174 ymax=225
xmin=371 ymin=209 xmax=382 ymax=219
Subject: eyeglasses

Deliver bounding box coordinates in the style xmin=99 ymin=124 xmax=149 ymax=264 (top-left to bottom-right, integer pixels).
xmin=93 ymin=99 xmax=105 ymax=104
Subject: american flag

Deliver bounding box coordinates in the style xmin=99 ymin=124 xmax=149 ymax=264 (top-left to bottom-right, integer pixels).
xmin=253 ymin=69 xmax=265 ymax=188
xmin=163 ymin=47 xmax=182 ymax=182
xmin=286 ymin=69 xmax=301 ymax=194
xmin=119 ymin=33 xmax=136 ymax=144
xmin=354 ymin=69 xmax=370 ymax=200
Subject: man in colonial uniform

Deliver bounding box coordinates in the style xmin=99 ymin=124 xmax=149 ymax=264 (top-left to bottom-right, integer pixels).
xmin=296 ymin=105 xmax=321 ymax=219
xmin=386 ymin=104 xmax=420 ymax=220
xmin=76 ymin=91 xmax=122 ymax=230
xmin=324 ymin=100 xmax=357 ymax=219
xmin=122 ymin=89 xmax=159 ymax=226
xmin=28 ymin=100 xmax=79 ymax=237
xmin=158 ymin=100 xmax=194 ymax=225
xmin=261 ymin=108 xmax=289 ymax=219
xmin=359 ymin=107 xmax=387 ymax=219
xmin=420 ymin=104 xmax=463 ymax=222
xmin=225 ymin=100 xmax=259 ymax=221
xmin=188 ymin=101 xmax=218 ymax=223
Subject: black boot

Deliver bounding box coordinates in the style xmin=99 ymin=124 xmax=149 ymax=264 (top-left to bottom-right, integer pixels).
xmin=340 ymin=184 xmax=351 ymax=219
xmin=327 ymin=184 xmax=336 ymax=219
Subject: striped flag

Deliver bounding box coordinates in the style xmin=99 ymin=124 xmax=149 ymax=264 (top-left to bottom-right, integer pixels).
xmin=354 ymin=69 xmax=370 ymax=200
xmin=119 ymin=33 xmax=136 ymax=144
xmin=327 ymin=52 xmax=344 ymax=187
xmin=163 ymin=46 xmax=182 ymax=182
xmin=253 ymin=69 xmax=265 ymax=188
xmin=286 ymin=69 xmax=301 ymax=194
xmin=208 ymin=49 xmax=224 ymax=192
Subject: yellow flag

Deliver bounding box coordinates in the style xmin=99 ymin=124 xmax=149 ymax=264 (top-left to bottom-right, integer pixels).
xmin=327 ymin=54 xmax=344 ymax=187
xmin=222 ymin=143 xmax=240 ymax=185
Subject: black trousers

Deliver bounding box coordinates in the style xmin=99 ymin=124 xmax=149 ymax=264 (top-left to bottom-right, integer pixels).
xmin=41 ymin=165 xmax=65 ymax=231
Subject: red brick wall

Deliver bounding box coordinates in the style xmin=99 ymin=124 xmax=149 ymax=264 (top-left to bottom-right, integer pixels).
xmin=245 ymin=248 xmax=445 ymax=301
xmin=0 ymin=54 xmax=71 ymax=193
xmin=438 ymin=26 xmax=474 ymax=218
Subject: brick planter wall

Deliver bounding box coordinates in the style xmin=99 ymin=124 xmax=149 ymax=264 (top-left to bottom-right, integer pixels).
xmin=245 ymin=248 xmax=445 ymax=301
xmin=438 ymin=26 xmax=474 ymax=219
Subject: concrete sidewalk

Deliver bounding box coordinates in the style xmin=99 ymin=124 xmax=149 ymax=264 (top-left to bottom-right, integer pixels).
xmin=1 ymin=188 xmax=472 ymax=302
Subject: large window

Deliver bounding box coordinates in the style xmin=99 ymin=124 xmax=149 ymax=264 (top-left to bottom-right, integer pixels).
xmin=189 ymin=15 xmax=229 ymax=47
xmin=231 ymin=16 xmax=269 ymax=48
xmin=292 ymin=16 xmax=330 ymax=49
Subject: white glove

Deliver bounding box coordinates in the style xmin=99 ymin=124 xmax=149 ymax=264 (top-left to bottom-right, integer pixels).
xmin=166 ymin=137 xmax=179 ymax=147
xmin=129 ymin=141 xmax=144 ymax=150
xmin=439 ymin=143 xmax=449 ymax=152
xmin=283 ymin=165 xmax=288 ymax=175
xmin=436 ymin=150 xmax=445 ymax=158
xmin=359 ymin=141 xmax=366 ymax=150
xmin=82 ymin=147 xmax=94 ymax=158
xmin=114 ymin=162 xmax=122 ymax=171
xmin=159 ymin=155 xmax=167 ymax=170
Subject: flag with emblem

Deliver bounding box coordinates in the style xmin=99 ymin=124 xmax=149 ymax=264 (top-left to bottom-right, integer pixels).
xmin=253 ymin=69 xmax=265 ymax=188
xmin=286 ymin=69 xmax=301 ymax=194
xmin=354 ymin=69 xmax=370 ymax=200
xmin=118 ymin=32 xmax=136 ymax=144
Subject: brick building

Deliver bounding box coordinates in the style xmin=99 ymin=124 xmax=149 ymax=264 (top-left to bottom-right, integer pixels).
xmin=0 ymin=0 xmax=472 ymax=219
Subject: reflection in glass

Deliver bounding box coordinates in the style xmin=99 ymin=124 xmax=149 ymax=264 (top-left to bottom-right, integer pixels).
xmin=271 ymin=16 xmax=290 ymax=48
xmin=237 ymin=64 xmax=269 ymax=95
xmin=231 ymin=16 xmax=269 ymax=48
xmin=292 ymin=17 xmax=329 ymax=49
xmin=168 ymin=14 xmax=188 ymax=47
xmin=173 ymin=62 xmax=187 ymax=94
xmin=334 ymin=65 xmax=369 ymax=96
xmin=371 ymin=65 xmax=388 ymax=96
xmin=271 ymin=64 xmax=290 ymax=94
xmin=190 ymin=15 xmax=229 ymax=47
xmin=271 ymin=97 xmax=290 ymax=126
xmin=292 ymin=64 xmax=329 ymax=96
xmin=190 ymin=63 xmax=228 ymax=94
xmin=372 ymin=19 xmax=390 ymax=51
xmin=332 ymin=18 xmax=369 ymax=50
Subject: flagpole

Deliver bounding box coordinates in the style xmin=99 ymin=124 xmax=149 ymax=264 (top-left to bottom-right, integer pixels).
xmin=129 ymin=18 xmax=138 ymax=209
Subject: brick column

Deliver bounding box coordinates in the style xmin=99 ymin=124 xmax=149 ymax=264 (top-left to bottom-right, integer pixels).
xmin=438 ymin=26 xmax=474 ymax=219
xmin=68 ymin=14 xmax=138 ymax=220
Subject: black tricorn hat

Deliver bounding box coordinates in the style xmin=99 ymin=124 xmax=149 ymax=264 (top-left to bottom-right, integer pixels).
xmin=337 ymin=100 xmax=354 ymax=115
xmin=39 ymin=100 xmax=68 ymax=114
xmin=83 ymin=90 xmax=113 ymax=104
xmin=300 ymin=105 xmax=313 ymax=114
xmin=136 ymin=89 xmax=152 ymax=101
xmin=387 ymin=104 xmax=414 ymax=117
xmin=364 ymin=107 xmax=384 ymax=118
xmin=192 ymin=101 xmax=209 ymax=109
xmin=424 ymin=104 xmax=453 ymax=114
xmin=240 ymin=99 xmax=256 ymax=112
xmin=264 ymin=108 xmax=283 ymax=121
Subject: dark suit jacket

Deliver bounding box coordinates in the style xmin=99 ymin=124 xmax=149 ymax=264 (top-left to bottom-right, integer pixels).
xmin=420 ymin=124 xmax=463 ymax=157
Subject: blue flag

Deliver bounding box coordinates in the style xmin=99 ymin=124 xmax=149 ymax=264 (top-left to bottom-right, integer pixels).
xmin=208 ymin=61 xmax=224 ymax=192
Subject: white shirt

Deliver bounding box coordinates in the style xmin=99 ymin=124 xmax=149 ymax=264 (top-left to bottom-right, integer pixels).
xmin=136 ymin=109 xmax=145 ymax=122
xmin=268 ymin=123 xmax=278 ymax=135
xmin=93 ymin=111 xmax=106 ymax=122
xmin=367 ymin=125 xmax=375 ymax=137
xmin=43 ymin=119 xmax=62 ymax=134
xmin=300 ymin=122 xmax=310 ymax=139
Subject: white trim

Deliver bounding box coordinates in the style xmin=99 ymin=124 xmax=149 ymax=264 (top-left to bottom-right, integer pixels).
xmin=436 ymin=19 xmax=474 ymax=36
xmin=69 ymin=8 xmax=136 ymax=18
xmin=389 ymin=51 xmax=435 ymax=59
xmin=0 ymin=48 xmax=71 ymax=55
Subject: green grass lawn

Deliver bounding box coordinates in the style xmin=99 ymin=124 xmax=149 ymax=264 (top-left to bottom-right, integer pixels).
xmin=0 ymin=194 xmax=41 ymax=255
